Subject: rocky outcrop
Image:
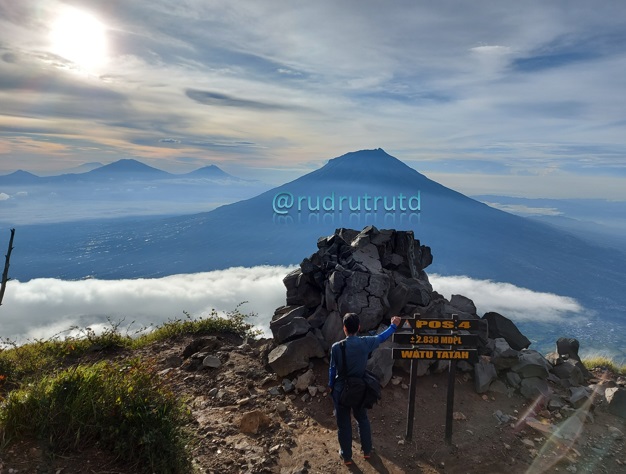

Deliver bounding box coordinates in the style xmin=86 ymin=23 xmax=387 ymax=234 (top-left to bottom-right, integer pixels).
xmin=266 ymin=226 xmax=616 ymax=422
xmin=269 ymin=226 xmax=437 ymax=379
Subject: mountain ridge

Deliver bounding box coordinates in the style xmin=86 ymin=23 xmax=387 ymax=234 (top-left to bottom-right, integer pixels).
xmin=0 ymin=160 xmax=245 ymax=184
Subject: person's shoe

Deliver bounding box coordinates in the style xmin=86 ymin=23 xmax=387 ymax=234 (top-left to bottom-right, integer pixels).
xmin=363 ymin=452 xmax=371 ymax=460
xmin=340 ymin=453 xmax=353 ymax=465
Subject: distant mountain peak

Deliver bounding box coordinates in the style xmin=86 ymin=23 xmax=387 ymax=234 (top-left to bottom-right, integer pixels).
xmin=88 ymin=159 xmax=168 ymax=175
xmin=187 ymin=164 xmax=232 ymax=177
xmin=7 ymin=169 xmax=39 ymax=178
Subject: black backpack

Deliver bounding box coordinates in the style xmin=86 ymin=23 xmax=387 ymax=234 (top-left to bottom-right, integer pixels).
xmin=338 ymin=341 xmax=382 ymax=409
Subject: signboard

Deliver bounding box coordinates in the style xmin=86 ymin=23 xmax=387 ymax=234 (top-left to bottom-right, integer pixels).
xmin=399 ymin=314 xmax=486 ymax=444
xmin=401 ymin=318 xmax=484 ymax=331
xmin=392 ymin=333 xmax=478 ymax=346
xmin=392 ymin=348 xmax=477 ymax=360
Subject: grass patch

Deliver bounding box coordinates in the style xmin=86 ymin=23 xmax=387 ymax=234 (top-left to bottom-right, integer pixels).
xmin=581 ymin=354 xmax=626 ymax=375
xmin=1 ymin=359 xmax=191 ymax=473
xmin=135 ymin=305 xmax=261 ymax=348
xmin=0 ymin=306 xmax=261 ymax=472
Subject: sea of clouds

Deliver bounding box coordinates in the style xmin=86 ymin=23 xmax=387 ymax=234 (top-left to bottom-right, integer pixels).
xmin=1 ymin=266 xmax=583 ymax=344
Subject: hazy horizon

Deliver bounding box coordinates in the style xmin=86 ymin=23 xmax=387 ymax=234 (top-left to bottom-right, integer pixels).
xmin=1 ymin=2 xmax=626 ymax=198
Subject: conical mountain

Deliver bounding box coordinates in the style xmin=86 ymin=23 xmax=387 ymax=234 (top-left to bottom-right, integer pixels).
xmin=86 ymin=159 xmax=170 ymax=177
xmin=0 ymin=169 xmax=41 ymax=184
xmin=183 ymin=164 xmax=244 ymax=181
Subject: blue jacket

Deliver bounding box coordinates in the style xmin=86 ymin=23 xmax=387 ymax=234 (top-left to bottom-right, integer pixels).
xmin=328 ymin=323 xmax=397 ymax=390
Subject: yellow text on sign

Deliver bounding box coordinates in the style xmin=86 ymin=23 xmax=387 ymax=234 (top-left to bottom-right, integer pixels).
xmin=398 ymin=350 xmax=472 ymax=360
xmin=415 ymin=320 xmax=473 ymax=329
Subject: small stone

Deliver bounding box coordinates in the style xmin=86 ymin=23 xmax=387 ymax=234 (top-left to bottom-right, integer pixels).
xmin=202 ymin=355 xmax=222 ymax=368
xmin=398 ymin=439 xmax=406 ymax=445
xmin=308 ymin=386 xmax=318 ymax=397
xmin=401 ymin=384 xmax=409 ymax=390
xmin=608 ymin=426 xmax=623 ymax=440
xmin=301 ymin=393 xmax=310 ymax=402
xmin=276 ymin=402 xmax=288 ymax=414
xmin=504 ymin=443 xmax=511 ymax=450
xmin=522 ymin=438 xmax=535 ymax=448
xmin=237 ymin=397 xmax=251 ymax=406
xmin=453 ymin=412 xmax=466 ymax=421
xmin=482 ymin=395 xmax=489 ymax=401
xmin=391 ymin=376 xmax=402 ymax=386
xmin=282 ymin=378 xmax=295 ymax=393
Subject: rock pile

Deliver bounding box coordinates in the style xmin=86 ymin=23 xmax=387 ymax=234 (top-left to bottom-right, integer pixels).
xmin=268 ymin=226 xmax=433 ymax=377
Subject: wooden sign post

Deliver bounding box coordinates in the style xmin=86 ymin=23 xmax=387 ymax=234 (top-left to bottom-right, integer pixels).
xmin=392 ymin=314 xmax=486 ymax=444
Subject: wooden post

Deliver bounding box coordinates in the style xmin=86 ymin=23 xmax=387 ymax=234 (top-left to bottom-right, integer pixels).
xmin=405 ymin=359 xmax=418 ymax=440
xmin=444 ymin=314 xmax=458 ymax=444
xmin=0 ymin=228 xmax=15 ymax=307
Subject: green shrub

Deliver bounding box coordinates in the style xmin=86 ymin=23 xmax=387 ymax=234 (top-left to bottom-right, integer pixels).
xmin=134 ymin=305 xmax=262 ymax=347
xmin=0 ymin=359 xmax=191 ymax=473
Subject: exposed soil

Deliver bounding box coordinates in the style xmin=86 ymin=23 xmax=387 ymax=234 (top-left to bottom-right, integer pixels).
xmin=1 ymin=334 xmax=624 ymax=474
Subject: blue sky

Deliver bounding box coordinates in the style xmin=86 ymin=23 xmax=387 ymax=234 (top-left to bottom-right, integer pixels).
xmin=1 ymin=0 xmax=626 ymax=198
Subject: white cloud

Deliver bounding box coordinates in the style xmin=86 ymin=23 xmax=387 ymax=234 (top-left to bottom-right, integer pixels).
xmin=429 ymin=274 xmax=583 ymax=321
xmin=482 ymin=201 xmax=563 ymax=216
xmin=0 ymin=193 xmax=10 ymax=201
xmin=2 ymin=265 xmax=296 ymax=342
xmin=1 ymin=266 xmax=584 ymax=345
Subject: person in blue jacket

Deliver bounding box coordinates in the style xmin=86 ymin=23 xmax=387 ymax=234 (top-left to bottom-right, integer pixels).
xmin=328 ymin=312 xmax=401 ymax=465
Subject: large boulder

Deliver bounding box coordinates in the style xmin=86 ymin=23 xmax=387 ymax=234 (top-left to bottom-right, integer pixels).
xmin=556 ymin=337 xmax=581 ymax=361
xmin=474 ymin=359 xmax=498 ymax=394
xmin=276 ymin=317 xmax=311 ymax=344
xmin=551 ymin=359 xmax=585 ymax=387
xmin=482 ymin=312 xmax=531 ymax=350
xmin=268 ymin=332 xmax=326 ymax=377
xmin=519 ymin=377 xmax=551 ymax=400
xmin=270 ymin=305 xmax=308 ymax=339
xmin=605 ymin=387 xmax=626 ymax=419
xmin=512 ymin=351 xmax=551 ymax=379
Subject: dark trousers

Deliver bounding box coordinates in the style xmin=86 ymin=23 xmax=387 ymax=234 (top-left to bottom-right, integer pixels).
xmin=332 ymin=389 xmax=372 ymax=460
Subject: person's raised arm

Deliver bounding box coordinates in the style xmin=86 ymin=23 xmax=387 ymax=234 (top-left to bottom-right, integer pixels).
xmin=376 ymin=315 xmax=402 ymax=343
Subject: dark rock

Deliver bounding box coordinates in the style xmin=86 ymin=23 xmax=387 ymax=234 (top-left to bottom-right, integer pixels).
xmin=366 ymin=337 xmax=395 ymax=387
xmin=450 ymin=294 xmax=477 ymax=315
xmin=276 ymin=317 xmax=311 ymax=344
xmin=605 ymin=387 xmax=626 ymax=419
xmin=512 ymin=350 xmax=551 ymax=379
xmin=321 ymin=311 xmax=344 ymax=346
xmin=492 ymin=338 xmax=520 ymax=371
xmin=475 ymin=359 xmax=498 ymax=394
xmin=556 ymin=337 xmax=581 ymax=361
xmin=551 ymin=359 xmax=585 ymax=387
xmin=268 ymin=332 xmax=326 ymax=377
xmin=182 ymin=337 xmax=221 ymax=359
xmin=482 ymin=312 xmax=531 ymax=350
xmin=307 ymin=305 xmax=329 ymax=329
xmin=519 ymin=377 xmax=551 ymax=400
xmin=270 ymin=306 xmax=308 ymax=339
xmin=569 ymin=386 xmax=592 ymax=408
xmin=506 ymin=371 xmax=521 ymax=388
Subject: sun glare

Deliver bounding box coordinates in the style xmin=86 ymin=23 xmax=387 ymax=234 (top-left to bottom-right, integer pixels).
xmin=49 ymin=7 xmax=108 ymax=70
